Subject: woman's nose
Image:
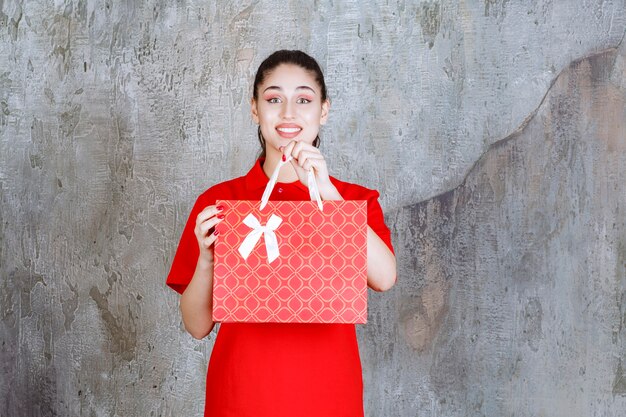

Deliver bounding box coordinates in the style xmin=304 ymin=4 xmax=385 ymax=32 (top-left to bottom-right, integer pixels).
xmin=281 ymin=101 xmax=295 ymax=119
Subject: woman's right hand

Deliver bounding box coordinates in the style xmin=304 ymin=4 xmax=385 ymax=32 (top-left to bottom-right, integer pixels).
xmin=194 ymin=204 xmax=224 ymax=264
xmin=183 ymin=204 xmax=224 ymax=339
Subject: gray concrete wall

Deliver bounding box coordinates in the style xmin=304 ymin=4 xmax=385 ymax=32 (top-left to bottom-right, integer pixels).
xmin=1 ymin=1 xmax=624 ymax=416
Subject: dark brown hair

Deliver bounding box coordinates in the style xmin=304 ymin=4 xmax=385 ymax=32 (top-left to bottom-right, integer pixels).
xmin=253 ymin=50 xmax=328 ymax=155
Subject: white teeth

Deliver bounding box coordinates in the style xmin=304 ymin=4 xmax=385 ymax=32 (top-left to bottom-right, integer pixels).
xmin=277 ymin=127 xmax=301 ymax=133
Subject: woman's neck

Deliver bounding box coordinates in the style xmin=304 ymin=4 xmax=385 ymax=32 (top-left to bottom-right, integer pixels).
xmin=262 ymin=150 xmax=299 ymax=183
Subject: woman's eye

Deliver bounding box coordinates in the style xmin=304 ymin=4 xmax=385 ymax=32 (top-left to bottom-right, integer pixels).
xmin=267 ymin=97 xmax=281 ymax=103
xmin=296 ymin=97 xmax=311 ymax=104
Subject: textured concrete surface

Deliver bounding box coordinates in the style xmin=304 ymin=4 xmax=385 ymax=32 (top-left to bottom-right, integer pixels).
xmin=1 ymin=1 xmax=625 ymax=416
xmin=364 ymin=40 xmax=626 ymax=416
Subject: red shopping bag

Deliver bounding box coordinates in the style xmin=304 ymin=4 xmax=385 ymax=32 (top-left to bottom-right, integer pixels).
xmin=212 ymin=158 xmax=368 ymax=323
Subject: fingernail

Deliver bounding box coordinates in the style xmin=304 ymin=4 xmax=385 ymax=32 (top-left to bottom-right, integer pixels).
xmin=214 ymin=228 xmax=220 ymax=236
xmin=282 ymin=155 xmax=286 ymax=162
xmin=217 ymin=214 xmax=225 ymax=220
xmin=216 ymin=205 xmax=224 ymax=211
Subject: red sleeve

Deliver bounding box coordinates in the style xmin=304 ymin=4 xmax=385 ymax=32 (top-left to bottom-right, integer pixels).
xmin=166 ymin=191 xmax=216 ymax=294
xmin=365 ymin=189 xmax=395 ymax=255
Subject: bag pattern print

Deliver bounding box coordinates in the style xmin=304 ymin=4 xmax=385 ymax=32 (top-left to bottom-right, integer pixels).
xmin=212 ymin=198 xmax=368 ymax=323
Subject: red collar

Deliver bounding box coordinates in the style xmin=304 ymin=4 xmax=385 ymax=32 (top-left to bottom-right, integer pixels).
xmin=244 ymin=158 xmax=309 ymax=193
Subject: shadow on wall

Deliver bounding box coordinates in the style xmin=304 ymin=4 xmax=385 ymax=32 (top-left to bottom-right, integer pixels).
xmin=363 ymin=38 xmax=626 ymax=416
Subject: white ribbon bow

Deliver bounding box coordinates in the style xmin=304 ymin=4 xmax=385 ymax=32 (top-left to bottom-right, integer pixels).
xmin=243 ymin=155 xmax=323 ymax=263
xmin=238 ymin=213 xmax=283 ymax=263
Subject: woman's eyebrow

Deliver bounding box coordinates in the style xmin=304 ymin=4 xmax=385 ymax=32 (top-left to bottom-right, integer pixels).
xmin=263 ymin=86 xmax=317 ymax=94
xmin=296 ymin=86 xmax=316 ymax=94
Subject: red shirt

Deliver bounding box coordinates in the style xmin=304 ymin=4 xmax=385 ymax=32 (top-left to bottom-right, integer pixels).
xmin=166 ymin=159 xmax=394 ymax=417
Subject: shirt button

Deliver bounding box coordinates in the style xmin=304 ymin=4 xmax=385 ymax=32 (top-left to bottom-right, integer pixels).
xmin=277 ymin=187 xmax=283 ymax=193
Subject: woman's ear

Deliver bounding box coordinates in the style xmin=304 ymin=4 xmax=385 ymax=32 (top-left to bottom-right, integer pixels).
xmin=320 ymin=99 xmax=330 ymax=125
xmin=251 ymin=98 xmax=259 ymax=124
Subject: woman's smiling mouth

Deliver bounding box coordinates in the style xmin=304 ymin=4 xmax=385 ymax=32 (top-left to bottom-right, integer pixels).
xmin=276 ymin=124 xmax=302 ymax=138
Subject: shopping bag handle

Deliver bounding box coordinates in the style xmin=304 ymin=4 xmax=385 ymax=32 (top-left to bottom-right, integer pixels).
xmin=260 ymin=156 xmax=323 ymax=211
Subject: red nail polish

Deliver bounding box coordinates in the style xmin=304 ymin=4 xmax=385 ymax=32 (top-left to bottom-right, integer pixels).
xmin=282 ymin=155 xmax=286 ymax=162
xmin=216 ymin=205 xmax=224 ymax=211
xmin=217 ymin=214 xmax=225 ymax=220
xmin=214 ymin=228 xmax=220 ymax=236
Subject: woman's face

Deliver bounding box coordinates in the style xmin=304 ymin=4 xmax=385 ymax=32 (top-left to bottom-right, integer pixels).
xmin=251 ymin=64 xmax=329 ymax=156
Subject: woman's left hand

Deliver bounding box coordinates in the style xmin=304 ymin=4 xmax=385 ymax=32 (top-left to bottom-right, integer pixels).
xmin=281 ymin=141 xmax=341 ymax=200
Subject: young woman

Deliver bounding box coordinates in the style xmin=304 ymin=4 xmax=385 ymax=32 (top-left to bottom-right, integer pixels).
xmin=166 ymin=50 xmax=396 ymax=417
